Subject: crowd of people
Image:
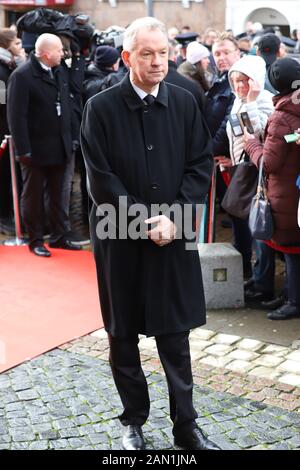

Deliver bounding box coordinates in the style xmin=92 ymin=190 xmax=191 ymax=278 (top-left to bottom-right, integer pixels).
xmin=0 ymin=17 xmax=299 ymax=318
xmin=0 ymin=12 xmax=299 ymax=451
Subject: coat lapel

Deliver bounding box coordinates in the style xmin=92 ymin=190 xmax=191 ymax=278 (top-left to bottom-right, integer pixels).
xmin=30 ymin=52 xmax=57 ymax=88
xmin=120 ymin=73 xmax=169 ymax=111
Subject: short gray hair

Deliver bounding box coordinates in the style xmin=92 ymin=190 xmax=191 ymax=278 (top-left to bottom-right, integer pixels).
xmin=123 ymin=17 xmax=167 ymax=52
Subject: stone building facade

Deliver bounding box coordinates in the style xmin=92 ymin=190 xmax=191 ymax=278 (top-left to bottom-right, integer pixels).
xmin=0 ymin=1 xmax=299 ymax=37
xmin=226 ymin=0 xmax=300 ymax=36
xmin=72 ymin=0 xmax=226 ymax=33
xmin=0 ymin=0 xmax=226 ymax=34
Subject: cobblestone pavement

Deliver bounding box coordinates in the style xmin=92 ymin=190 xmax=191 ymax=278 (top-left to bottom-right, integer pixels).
xmin=0 ymin=332 xmax=299 ymax=451
xmin=62 ymin=328 xmax=300 ymax=413
xmin=1 ymin=176 xmax=300 ymax=451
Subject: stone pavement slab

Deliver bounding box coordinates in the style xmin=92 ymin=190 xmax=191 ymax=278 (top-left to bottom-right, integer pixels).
xmin=206 ymin=309 xmax=300 ymax=348
xmin=0 ymin=350 xmax=300 ymax=451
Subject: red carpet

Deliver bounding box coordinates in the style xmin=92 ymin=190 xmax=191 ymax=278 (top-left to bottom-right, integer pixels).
xmin=0 ymin=246 xmax=103 ymax=373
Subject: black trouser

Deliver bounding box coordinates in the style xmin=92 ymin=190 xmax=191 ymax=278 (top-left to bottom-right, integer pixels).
xmin=284 ymin=254 xmax=300 ymax=307
xmin=54 ymin=154 xmax=74 ymax=234
xmin=20 ymin=163 xmax=67 ymax=247
xmin=108 ymin=331 xmax=198 ymax=435
xmin=231 ymin=215 xmax=253 ymax=276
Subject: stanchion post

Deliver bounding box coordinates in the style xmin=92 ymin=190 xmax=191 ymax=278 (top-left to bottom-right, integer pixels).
xmin=207 ymin=163 xmax=217 ymax=243
xmin=3 ymin=135 xmax=26 ymax=246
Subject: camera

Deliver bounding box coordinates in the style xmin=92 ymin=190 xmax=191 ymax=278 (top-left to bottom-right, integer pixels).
xmin=93 ymin=26 xmax=125 ymax=50
xmin=17 ymin=8 xmax=95 ymax=54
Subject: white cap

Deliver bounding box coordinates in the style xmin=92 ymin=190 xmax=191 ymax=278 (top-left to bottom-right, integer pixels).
xmin=186 ymin=41 xmax=210 ymax=65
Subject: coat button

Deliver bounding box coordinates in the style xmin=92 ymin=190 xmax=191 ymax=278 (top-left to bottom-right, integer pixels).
xmin=151 ymin=183 xmax=159 ymax=190
xmin=147 ymin=144 xmax=154 ymax=151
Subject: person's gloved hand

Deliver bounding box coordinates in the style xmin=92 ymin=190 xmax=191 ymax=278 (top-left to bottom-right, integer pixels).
xmin=17 ymin=153 xmax=32 ymax=165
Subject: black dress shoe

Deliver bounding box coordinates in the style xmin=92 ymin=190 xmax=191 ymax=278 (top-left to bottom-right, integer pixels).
xmin=244 ymin=278 xmax=254 ymax=289
xmin=29 ymin=245 xmax=51 ymax=257
xmin=267 ymin=303 xmax=300 ymax=320
xmin=245 ymin=288 xmax=274 ymax=303
xmin=174 ymin=427 xmax=221 ymax=450
xmin=261 ymin=296 xmax=285 ymax=310
xmin=49 ymin=239 xmax=82 ymax=250
xmin=122 ymin=425 xmax=145 ymax=450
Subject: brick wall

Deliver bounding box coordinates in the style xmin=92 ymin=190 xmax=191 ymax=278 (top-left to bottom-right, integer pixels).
xmin=72 ymin=0 xmax=226 ymax=34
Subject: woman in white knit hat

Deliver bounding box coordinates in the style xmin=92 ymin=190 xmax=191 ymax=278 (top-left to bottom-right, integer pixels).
xmin=177 ymin=41 xmax=211 ymax=106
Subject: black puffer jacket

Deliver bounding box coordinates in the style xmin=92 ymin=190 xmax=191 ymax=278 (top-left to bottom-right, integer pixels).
xmin=204 ymin=72 xmax=234 ymax=157
xmin=83 ymin=64 xmax=121 ymax=103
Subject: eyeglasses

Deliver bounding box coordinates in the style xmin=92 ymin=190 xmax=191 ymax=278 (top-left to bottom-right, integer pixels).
xmin=231 ymin=77 xmax=249 ymax=85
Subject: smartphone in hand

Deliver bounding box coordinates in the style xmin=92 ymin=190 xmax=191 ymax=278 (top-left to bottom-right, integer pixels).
xmin=240 ymin=112 xmax=254 ymax=134
xmin=228 ymin=114 xmax=243 ymax=137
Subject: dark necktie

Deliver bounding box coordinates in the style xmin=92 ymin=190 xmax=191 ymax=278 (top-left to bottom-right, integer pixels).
xmin=143 ymin=94 xmax=155 ymax=106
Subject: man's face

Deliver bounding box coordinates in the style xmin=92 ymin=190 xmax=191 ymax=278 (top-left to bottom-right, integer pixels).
xmin=212 ymin=39 xmax=240 ymax=73
xmin=48 ymin=40 xmax=64 ymax=67
xmin=205 ymin=31 xmax=218 ymax=47
xmin=122 ymin=28 xmax=168 ymax=92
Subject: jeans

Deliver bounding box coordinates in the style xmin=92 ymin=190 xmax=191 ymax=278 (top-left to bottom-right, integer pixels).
xmin=284 ymin=254 xmax=300 ymax=307
xmin=252 ymin=241 xmax=275 ymax=295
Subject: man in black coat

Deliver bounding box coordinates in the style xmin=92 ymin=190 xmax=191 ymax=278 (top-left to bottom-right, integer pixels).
xmin=7 ymin=33 xmax=81 ymax=257
xmin=203 ymin=33 xmax=240 ymax=221
xmin=81 ymin=17 xmax=220 ymax=451
xmin=204 ymin=33 xmax=240 ymax=158
xmin=165 ymin=41 xmax=205 ymax=111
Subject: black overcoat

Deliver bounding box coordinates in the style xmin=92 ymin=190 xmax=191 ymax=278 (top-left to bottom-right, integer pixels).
xmin=81 ymin=74 xmax=213 ymax=337
xmin=7 ymin=52 xmax=73 ymax=166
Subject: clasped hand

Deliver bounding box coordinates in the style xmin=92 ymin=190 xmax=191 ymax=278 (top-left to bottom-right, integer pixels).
xmin=145 ymin=214 xmax=177 ymax=247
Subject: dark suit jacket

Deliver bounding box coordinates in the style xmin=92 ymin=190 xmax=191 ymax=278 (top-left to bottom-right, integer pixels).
xmin=7 ymin=52 xmax=73 ymax=166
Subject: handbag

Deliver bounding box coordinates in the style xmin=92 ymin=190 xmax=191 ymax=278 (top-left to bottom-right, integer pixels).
xmin=248 ymin=156 xmax=273 ymax=240
xmin=221 ymin=151 xmax=258 ymax=219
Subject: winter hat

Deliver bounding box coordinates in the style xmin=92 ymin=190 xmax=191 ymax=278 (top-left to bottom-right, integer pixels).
xmin=186 ymin=41 xmax=210 ymax=65
xmin=175 ymin=32 xmax=199 ymax=48
xmin=257 ymin=33 xmax=280 ymax=66
xmin=268 ymin=58 xmax=300 ymax=95
xmin=95 ymin=45 xmax=120 ymax=68
xmin=22 ymin=31 xmax=38 ymax=53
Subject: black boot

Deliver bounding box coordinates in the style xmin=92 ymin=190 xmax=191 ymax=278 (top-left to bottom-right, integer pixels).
xmin=261 ymin=295 xmax=285 ymax=310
